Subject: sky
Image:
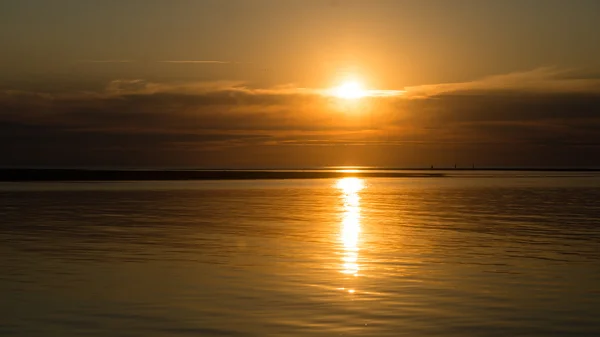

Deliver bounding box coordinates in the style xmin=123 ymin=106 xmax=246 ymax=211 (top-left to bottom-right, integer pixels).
xmin=1 ymin=0 xmax=600 ymax=168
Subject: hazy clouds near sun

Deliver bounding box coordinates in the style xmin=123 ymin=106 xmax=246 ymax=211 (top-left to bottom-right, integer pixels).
xmin=1 ymin=68 xmax=600 ymax=167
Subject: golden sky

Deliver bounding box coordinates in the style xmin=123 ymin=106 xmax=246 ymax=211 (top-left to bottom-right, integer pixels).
xmin=1 ymin=1 xmax=600 ymax=167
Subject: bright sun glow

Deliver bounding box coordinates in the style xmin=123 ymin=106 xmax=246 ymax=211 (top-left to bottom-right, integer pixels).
xmin=333 ymin=81 xmax=366 ymax=100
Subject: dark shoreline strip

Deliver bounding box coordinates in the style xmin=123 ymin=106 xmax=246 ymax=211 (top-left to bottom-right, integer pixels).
xmin=0 ymin=169 xmax=445 ymax=182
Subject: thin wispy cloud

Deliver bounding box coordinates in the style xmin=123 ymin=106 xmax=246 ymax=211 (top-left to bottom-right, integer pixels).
xmin=159 ymin=60 xmax=247 ymax=64
xmin=404 ymin=67 xmax=600 ymax=98
xmin=76 ymin=60 xmax=249 ymax=65
xmin=77 ymin=60 xmax=133 ymax=63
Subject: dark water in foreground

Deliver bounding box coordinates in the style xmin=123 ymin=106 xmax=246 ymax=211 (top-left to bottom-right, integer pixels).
xmin=1 ymin=173 xmax=599 ymax=336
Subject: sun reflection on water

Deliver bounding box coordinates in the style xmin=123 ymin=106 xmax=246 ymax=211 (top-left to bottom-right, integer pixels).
xmin=336 ymin=178 xmax=364 ymax=277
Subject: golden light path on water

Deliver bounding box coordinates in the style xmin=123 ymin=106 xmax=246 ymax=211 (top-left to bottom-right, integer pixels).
xmin=336 ymin=177 xmax=364 ymax=294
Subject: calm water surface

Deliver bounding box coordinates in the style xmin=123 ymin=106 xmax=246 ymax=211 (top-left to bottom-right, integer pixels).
xmin=1 ymin=174 xmax=599 ymax=336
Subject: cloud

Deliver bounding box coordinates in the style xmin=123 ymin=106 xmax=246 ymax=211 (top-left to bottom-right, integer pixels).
xmin=159 ymin=60 xmax=247 ymax=64
xmin=404 ymin=67 xmax=600 ymax=98
xmin=77 ymin=60 xmax=133 ymax=63
xmin=75 ymin=60 xmax=251 ymax=65
xmin=398 ymin=67 xmax=600 ymax=126
xmin=1 ymin=68 xmax=600 ymax=167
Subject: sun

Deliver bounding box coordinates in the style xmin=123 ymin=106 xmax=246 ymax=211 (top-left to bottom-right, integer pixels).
xmin=332 ymin=80 xmax=366 ymax=100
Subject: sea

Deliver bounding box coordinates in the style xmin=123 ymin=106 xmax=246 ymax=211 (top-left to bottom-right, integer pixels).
xmin=1 ymin=171 xmax=599 ymax=336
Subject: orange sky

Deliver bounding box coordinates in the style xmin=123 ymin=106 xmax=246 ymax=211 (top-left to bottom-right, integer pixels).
xmin=1 ymin=1 xmax=600 ymax=167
